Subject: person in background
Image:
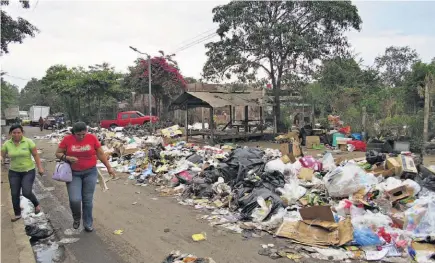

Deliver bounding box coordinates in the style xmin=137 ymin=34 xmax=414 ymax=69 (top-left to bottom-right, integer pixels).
xmin=1 ymin=124 xmax=44 ymax=222
xmin=55 ymin=122 xmax=116 ymax=232
xmin=38 ymin=116 xmax=44 ymax=132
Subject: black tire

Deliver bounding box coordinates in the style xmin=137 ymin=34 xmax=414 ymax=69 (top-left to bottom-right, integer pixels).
xmin=110 ymin=124 xmax=117 ymax=130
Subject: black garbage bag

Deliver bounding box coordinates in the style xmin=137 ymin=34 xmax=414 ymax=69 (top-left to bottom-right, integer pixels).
xmin=260 ymin=171 xmax=285 ymax=191
xmin=366 ymin=150 xmax=386 ymax=165
xmin=416 ymin=165 xmax=435 ymax=192
xmin=25 ymin=224 xmax=54 ymax=240
xmin=186 ymin=154 xmax=203 ymax=164
xmin=237 ymin=188 xmax=284 ymax=221
xmin=148 ymin=148 xmax=160 ymax=160
xmin=225 ymin=148 xmax=264 ymax=167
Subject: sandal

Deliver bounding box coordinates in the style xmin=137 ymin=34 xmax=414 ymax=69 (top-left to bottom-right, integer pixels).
xmin=84 ymin=226 xmax=94 ymax=232
xmin=11 ymin=216 xmax=22 ymax=222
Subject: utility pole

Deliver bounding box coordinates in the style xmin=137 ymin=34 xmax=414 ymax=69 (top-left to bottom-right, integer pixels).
xmin=129 ymin=46 xmax=153 ymax=133
xmin=423 ymin=73 xmax=433 ymax=155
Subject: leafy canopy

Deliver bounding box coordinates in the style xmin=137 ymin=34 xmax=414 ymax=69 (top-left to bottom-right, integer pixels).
xmin=1 ymin=0 xmax=39 ymax=54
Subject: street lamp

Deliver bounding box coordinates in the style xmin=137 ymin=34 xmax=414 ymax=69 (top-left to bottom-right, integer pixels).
xmin=129 ymin=46 xmax=153 ymax=132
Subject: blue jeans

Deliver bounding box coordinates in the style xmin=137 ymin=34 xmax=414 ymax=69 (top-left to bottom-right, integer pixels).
xmin=66 ymin=167 xmax=97 ymax=228
xmin=9 ymin=169 xmax=39 ymax=216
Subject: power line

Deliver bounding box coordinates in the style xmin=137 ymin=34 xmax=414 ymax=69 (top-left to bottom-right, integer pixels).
xmin=173 ymin=32 xmax=218 ymax=54
xmin=173 ymin=27 xmax=217 ymax=48
xmin=3 ymin=73 xmax=30 ymax=81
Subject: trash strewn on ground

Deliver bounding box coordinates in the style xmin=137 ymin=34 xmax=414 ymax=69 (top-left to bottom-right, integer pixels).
xmin=39 ymin=126 xmax=435 ymax=263
xmin=162 ymin=251 xmax=215 ymax=263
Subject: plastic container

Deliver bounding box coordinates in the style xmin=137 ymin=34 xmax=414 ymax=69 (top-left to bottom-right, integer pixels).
xmin=332 ymin=133 xmax=345 ymax=147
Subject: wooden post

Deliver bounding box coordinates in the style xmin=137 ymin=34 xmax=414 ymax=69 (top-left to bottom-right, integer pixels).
xmin=244 ymin=105 xmax=249 ymax=134
xmin=185 ymin=107 xmax=189 ymax=142
xmin=201 ymin=108 xmax=205 ymax=130
xmin=260 ymin=106 xmax=263 ymax=135
xmin=229 ymin=105 xmax=232 ymax=126
xmin=209 ymin=107 xmax=214 ymax=144
xmin=362 ymin=106 xmax=367 ymax=141
xmin=423 ymin=74 xmax=432 ymax=154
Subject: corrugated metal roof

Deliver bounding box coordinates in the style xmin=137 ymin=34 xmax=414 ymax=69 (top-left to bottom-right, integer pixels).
xmin=169 ymin=91 xmax=268 ymax=110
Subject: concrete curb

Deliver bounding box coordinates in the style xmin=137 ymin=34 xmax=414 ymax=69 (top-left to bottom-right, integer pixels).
xmin=4 ymin=183 xmax=37 ymax=263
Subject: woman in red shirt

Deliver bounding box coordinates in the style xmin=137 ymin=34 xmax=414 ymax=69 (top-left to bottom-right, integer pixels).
xmin=55 ymin=122 xmax=115 ymax=232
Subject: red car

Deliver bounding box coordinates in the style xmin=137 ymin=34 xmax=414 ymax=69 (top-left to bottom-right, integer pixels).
xmin=100 ymin=111 xmax=159 ymax=129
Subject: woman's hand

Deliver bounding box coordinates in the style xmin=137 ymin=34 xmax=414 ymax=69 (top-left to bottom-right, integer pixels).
xmin=38 ymin=167 xmax=45 ymax=176
xmin=107 ymin=167 xmax=116 ymax=178
xmin=67 ymin=156 xmax=78 ymax=163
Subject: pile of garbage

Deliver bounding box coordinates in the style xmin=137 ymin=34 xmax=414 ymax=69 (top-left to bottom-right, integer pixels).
xmin=40 ymin=126 xmax=435 ymax=262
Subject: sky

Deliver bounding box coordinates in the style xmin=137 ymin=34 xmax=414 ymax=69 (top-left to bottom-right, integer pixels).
xmin=2 ymin=0 xmax=435 ymax=90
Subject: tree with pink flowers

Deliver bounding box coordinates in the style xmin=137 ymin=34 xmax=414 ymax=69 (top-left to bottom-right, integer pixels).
xmin=123 ymin=51 xmax=187 ymax=117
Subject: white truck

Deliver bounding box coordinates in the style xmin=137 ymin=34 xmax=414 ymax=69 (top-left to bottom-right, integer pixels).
xmin=29 ymin=106 xmax=50 ymax=126
xmin=4 ymin=107 xmax=20 ymax=125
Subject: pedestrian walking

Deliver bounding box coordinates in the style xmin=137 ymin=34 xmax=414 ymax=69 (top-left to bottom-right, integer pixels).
xmin=1 ymin=124 xmax=44 ymax=222
xmin=55 ymin=122 xmax=115 ymax=232
xmin=38 ymin=116 xmax=44 ymax=132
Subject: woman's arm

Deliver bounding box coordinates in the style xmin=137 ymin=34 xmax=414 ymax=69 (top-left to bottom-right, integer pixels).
xmin=55 ymin=147 xmax=78 ymax=163
xmin=96 ymin=147 xmax=116 ymax=178
xmin=96 ymin=147 xmax=111 ymax=169
xmin=31 ymin=148 xmax=44 ymax=174
xmin=1 ymin=150 xmax=6 ymax=163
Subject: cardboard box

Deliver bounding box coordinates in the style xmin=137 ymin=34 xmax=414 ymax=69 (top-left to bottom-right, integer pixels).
xmin=386 ymin=185 xmax=413 ymax=202
xmin=306 ymin=136 xmax=320 ymax=149
xmin=386 ymin=158 xmax=400 ymax=176
xmin=281 ymin=154 xmax=296 ymax=164
xmin=299 ymin=206 xmax=335 ymax=222
xmin=396 ymin=154 xmax=418 ymax=179
xmin=280 ymin=142 xmax=302 ymax=157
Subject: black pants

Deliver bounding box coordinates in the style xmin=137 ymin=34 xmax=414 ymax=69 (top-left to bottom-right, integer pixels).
xmin=39 ymin=124 xmax=43 ymax=131
xmin=8 ymin=169 xmax=39 ymax=216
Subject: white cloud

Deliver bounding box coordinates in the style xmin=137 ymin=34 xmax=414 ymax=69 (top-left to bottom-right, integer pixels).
xmin=1 ymin=0 xmax=434 ymax=90
xmin=348 ymin=31 xmax=435 ymax=66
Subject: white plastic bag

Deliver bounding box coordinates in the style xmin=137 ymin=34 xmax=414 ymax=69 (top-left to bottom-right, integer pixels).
xmin=413 ymin=201 xmax=435 ymax=238
xmin=276 ymin=180 xmax=307 ymax=205
xmin=402 ymin=179 xmax=421 ymax=196
xmin=323 ymin=164 xmax=366 ymax=197
xmin=322 ymin=153 xmax=336 ymax=172
xmin=251 ymin=196 xmax=272 ymax=222
xmin=264 ymin=159 xmax=285 ymax=174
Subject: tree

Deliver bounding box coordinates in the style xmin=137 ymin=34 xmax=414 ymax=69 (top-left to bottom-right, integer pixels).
xmin=41 ymin=64 xmax=124 ymax=123
xmin=202 ymin=1 xmax=362 ymax=131
xmin=374 ymin=46 xmax=419 ymax=88
xmin=403 ymin=59 xmax=435 ymax=112
xmin=1 ymin=77 xmax=19 ymax=110
xmin=123 ymin=51 xmax=186 ymax=117
xmin=1 ymin=0 xmax=39 ymax=54
xmin=19 ymin=78 xmax=63 ymax=112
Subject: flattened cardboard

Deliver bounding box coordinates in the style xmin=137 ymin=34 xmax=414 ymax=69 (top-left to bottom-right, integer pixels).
xmin=299 ymin=205 xmax=335 ymax=222
xmin=281 ymin=154 xmax=296 ymax=164
xmin=298 ymin=168 xmax=314 ymax=181
xmin=306 ymin=136 xmax=320 ymax=149
xmin=372 ymin=167 xmax=395 ymax=178
xmin=412 ymin=241 xmax=435 ymax=252
xmin=275 ymin=218 xmax=353 ymax=247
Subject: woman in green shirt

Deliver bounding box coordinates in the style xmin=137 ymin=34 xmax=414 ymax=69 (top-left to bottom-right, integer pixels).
xmin=1 ymin=124 xmax=45 ymax=222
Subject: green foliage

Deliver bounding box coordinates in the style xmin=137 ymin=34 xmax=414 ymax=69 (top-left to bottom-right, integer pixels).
xmin=1 ymin=77 xmax=19 ymax=111
xmin=40 ymin=63 xmax=124 ymax=123
xmin=202 ymin=1 xmax=362 ymax=131
xmin=375 ymin=46 xmax=419 ymax=88
xmin=1 ymin=0 xmax=39 ymax=54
